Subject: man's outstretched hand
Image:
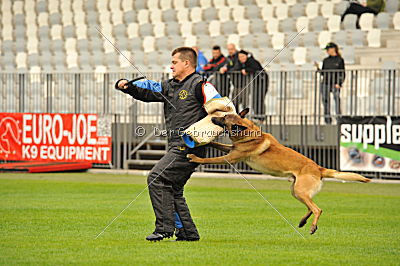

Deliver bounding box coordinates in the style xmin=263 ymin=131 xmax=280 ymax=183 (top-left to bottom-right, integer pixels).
xmin=115 ymin=77 xmax=145 ymax=91
xmin=117 ymin=79 xmax=128 ymax=90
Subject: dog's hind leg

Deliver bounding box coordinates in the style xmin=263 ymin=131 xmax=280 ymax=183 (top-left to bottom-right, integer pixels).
xmin=302 ymin=197 xmax=322 ymax=235
xmin=290 ymin=179 xmax=313 ymax=228
xmin=298 ymin=209 xmax=312 ymax=228
xmin=292 ymin=175 xmax=323 ymax=234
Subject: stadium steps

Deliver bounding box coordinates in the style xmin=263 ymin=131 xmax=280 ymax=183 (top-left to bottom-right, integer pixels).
xmin=127 ymin=139 xmax=167 ymax=170
xmin=386 ymin=39 xmax=400 ymax=48
xmin=356 ymin=47 xmax=400 ymax=66
xmin=144 ymin=139 xmax=167 ymax=150
xmin=125 ymin=159 xmax=160 ymax=170
xmin=381 ymin=30 xmax=400 ymax=46
xmin=355 ymin=30 xmax=400 ymax=65
xmin=137 ymin=150 xmax=166 ymax=159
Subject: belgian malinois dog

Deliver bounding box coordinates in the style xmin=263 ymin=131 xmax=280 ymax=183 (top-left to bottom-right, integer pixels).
xmin=187 ymin=108 xmax=370 ymax=234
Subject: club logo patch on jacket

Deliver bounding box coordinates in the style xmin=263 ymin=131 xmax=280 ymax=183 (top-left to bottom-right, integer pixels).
xmin=179 ymin=90 xmax=188 ymax=100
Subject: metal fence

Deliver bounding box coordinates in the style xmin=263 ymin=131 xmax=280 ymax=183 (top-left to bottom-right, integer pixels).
xmin=1 ymin=69 xmax=399 ymax=118
xmin=1 ymin=69 xmax=399 ymax=178
xmin=0 ymin=71 xmax=167 ymax=115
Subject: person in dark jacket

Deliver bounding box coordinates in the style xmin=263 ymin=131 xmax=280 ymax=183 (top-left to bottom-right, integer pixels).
xmin=231 ymin=50 xmax=268 ymax=119
xmin=203 ymin=45 xmax=227 ymax=98
xmin=220 ymin=43 xmax=241 ymax=74
xmin=320 ymin=42 xmax=346 ymax=124
xmin=341 ymin=0 xmax=386 ymax=29
xmin=203 ymin=45 xmax=226 ymax=72
xmin=218 ymin=44 xmax=241 ymax=97
xmin=115 ymin=47 xmax=222 ymax=242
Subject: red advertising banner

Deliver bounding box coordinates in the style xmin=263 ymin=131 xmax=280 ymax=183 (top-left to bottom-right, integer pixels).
xmin=0 ymin=113 xmax=111 ymax=163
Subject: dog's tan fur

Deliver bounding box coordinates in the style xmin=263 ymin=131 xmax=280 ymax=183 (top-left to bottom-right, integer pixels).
xmin=187 ymin=109 xmax=370 ymax=234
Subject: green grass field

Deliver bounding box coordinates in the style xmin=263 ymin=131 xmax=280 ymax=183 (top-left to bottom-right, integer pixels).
xmin=0 ymin=173 xmax=399 ymax=265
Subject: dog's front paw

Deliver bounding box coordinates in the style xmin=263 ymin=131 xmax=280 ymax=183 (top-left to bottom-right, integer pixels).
xmin=187 ymin=154 xmax=200 ymax=162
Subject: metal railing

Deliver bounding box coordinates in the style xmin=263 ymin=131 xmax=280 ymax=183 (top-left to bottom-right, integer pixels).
xmin=2 ymin=68 xmax=398 ymax=143
xmin=1 ymin=69 xmax=399 ymax=178
xmin=1 ymin=69 xmax=399 ymax=118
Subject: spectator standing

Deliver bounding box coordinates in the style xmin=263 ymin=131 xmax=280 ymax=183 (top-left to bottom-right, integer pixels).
xmin=232 ymin=50 xmax=268 ymax=118
xmin=220 ymin=43 xmax=241 ymax=74
xmin=319 ymin=42 xmax=345 ymax=124
xmin=218 ymin=44 xmax=241 ymax=97
xmin=203 ymin=46 xmax=226 ymax=73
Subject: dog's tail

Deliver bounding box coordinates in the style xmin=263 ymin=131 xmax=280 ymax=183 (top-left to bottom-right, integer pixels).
xmin=320 ymin=168 xmax=371 ymax=183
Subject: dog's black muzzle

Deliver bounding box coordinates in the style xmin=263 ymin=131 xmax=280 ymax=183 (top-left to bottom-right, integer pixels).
xmin=211 ymin=117 xmax=226 ymax=128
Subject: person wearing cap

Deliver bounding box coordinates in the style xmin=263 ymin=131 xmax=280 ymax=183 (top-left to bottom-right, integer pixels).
xmin=320 ymin=42 xmax=345 ymax=124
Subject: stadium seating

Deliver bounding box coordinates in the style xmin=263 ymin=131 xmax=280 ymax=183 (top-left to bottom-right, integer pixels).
xmin=0 ymin=0 xmax=399 ymax=74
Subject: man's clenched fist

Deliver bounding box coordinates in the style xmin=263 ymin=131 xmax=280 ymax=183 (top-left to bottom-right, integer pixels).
xmin=117 ymin=79 xmax=128 ymax=90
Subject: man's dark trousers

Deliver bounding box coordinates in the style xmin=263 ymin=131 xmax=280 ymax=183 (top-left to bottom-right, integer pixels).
xmin=147 ymin=145 xmax=206 ymax=239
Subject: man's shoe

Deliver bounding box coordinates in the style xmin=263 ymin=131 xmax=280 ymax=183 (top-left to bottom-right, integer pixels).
xmin=175 ymin=228 xmax=187 ymax=241
xmin=146 ymin=231 xmax=173 ymax=242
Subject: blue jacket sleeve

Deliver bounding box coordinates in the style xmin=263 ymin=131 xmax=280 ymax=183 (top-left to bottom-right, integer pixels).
xmin=196 ymin=53 xmax=208 ymax=72
xmin=117 ymin=79 xmax=165 ymax=103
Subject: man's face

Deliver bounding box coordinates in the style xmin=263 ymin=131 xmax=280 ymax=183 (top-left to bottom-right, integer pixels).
xmin=227 ymin=45 xmax=236 ymax=56
xmin=170 ymin=53 xmax=187 ymax=78
xmin=212 ymin=49 xmax=221 ymax=59
xmin=238 ymin=53 xmax=247 ymax=63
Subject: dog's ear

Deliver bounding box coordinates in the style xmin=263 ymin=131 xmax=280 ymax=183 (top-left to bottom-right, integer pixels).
xmin=238 ymin=108 xmax=250 ymax=118
xmin=231 ymin=124 xmax=247 ymax=132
